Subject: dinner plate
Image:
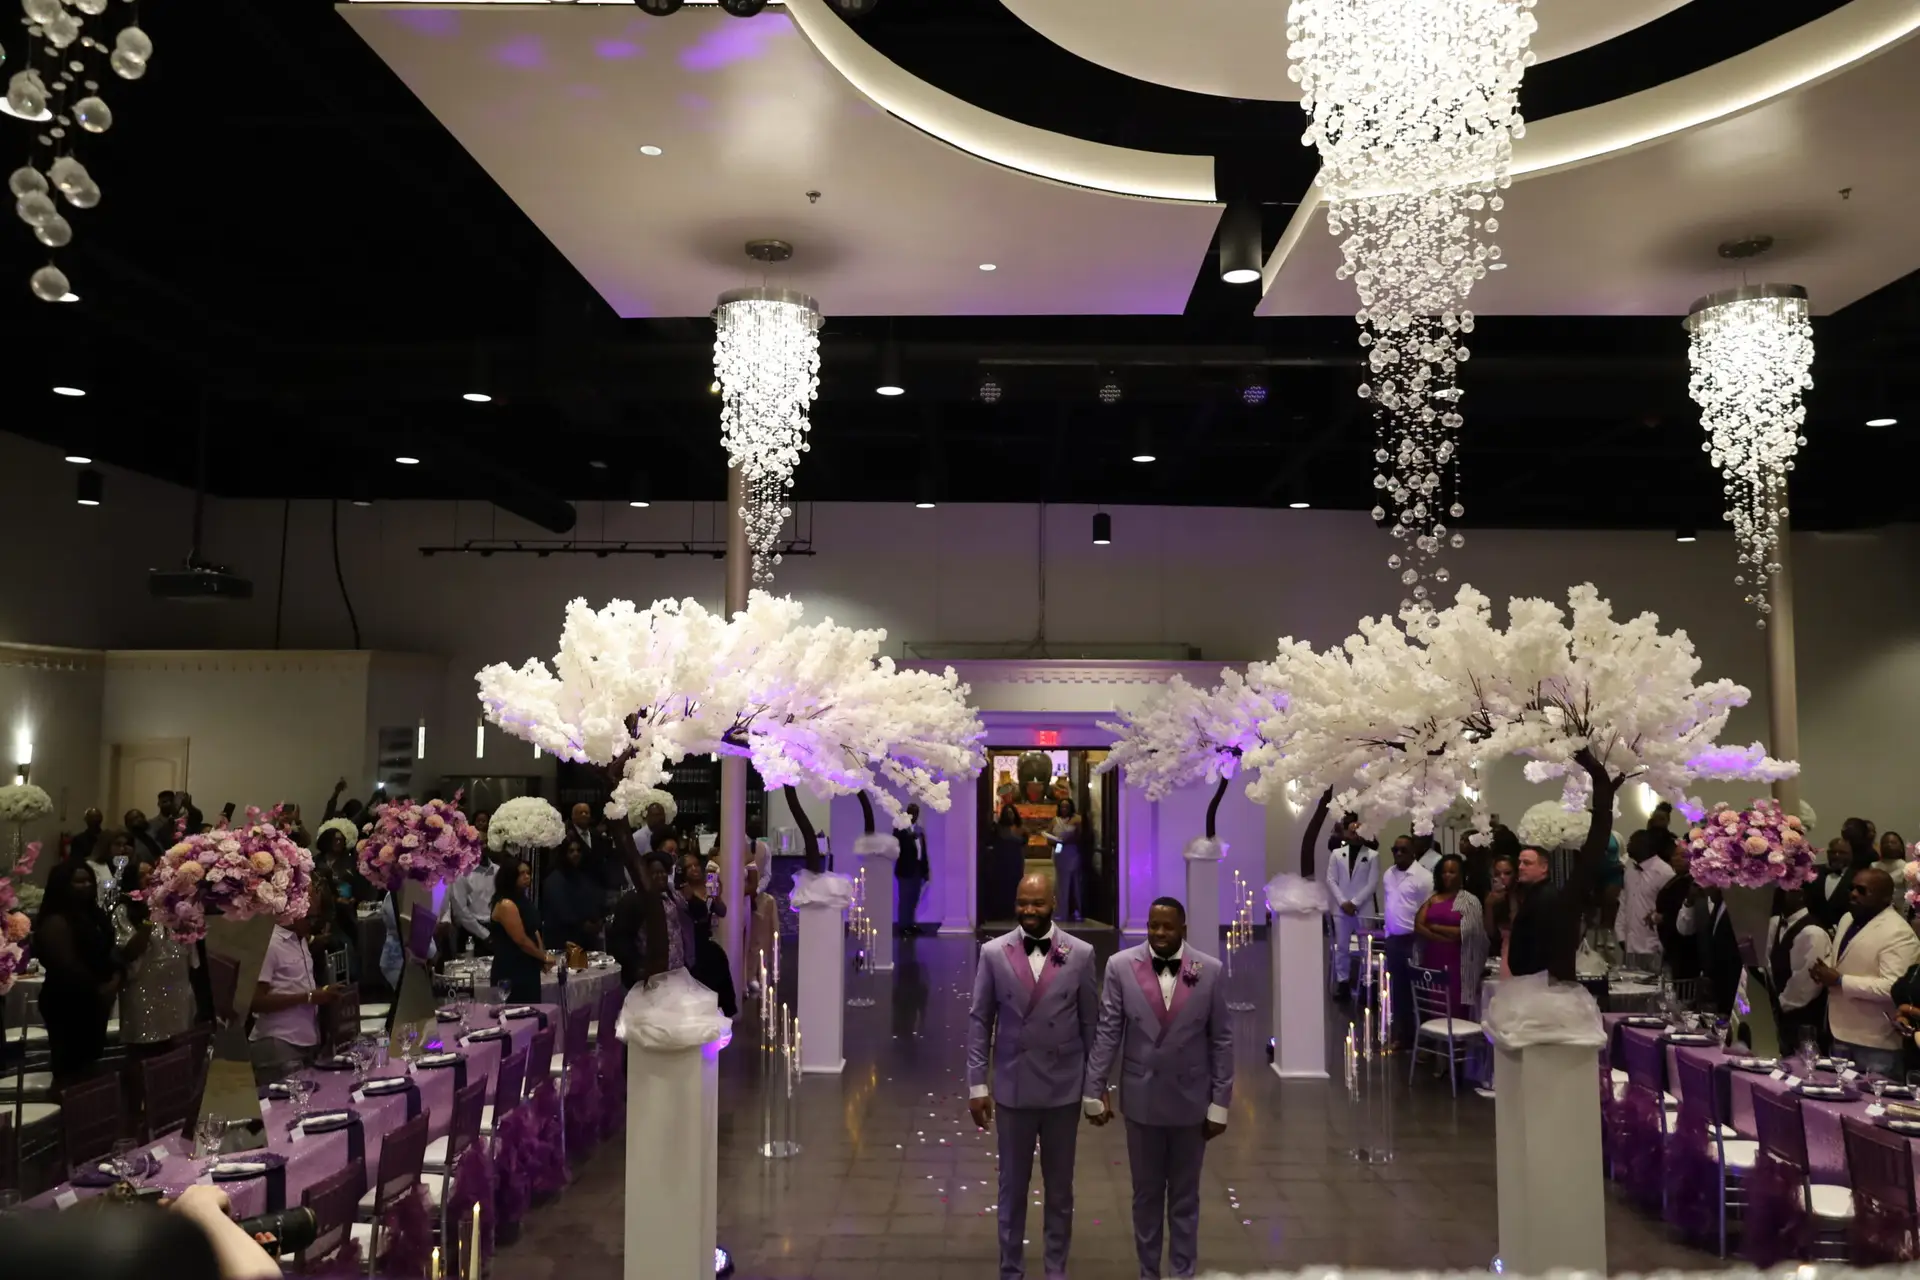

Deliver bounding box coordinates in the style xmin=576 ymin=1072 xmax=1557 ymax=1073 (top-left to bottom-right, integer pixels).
xmin=1663 ymin=1033 xmax=1716 ymax=1046
xmin=1883 ymin=1118 xmax=1920 ymax=1135
xmin=210 ymin=1161 xmax=271 ymax=1180
xmin=1794 ymin=1084 xmax=1848 ymax=1099
xmin=415 ymin=1052 xmax=463 ymax=1068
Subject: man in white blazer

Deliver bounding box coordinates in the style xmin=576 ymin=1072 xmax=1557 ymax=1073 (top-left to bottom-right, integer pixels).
xmin=1811 ymin=868 xmax=1920 ymax=1076
xmin=1325 ymin=815 xmax=1380 ymax=1000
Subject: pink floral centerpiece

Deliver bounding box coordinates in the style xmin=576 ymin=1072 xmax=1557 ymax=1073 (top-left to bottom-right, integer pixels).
xmin=143 ymin=810 xmax=314 ymax=944
xmin=1686 ymin=799 xmax=1814 ymax=890
xmin=356 ymin=795 xmax=484 ymax=891
xmin=0 ymin=840 xmax=41 ymax=994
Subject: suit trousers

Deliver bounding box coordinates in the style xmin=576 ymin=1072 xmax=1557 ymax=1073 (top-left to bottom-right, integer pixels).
xmin=1383 ymin=931 xmax=1416 ymax=1046
xmin=996 ymin=1102 xmax=1081 ymax=1280
xmin=1331 ymin=909 xmax=1362 ymax=983
xmin=1124 ymin=1118 xmax=1206 ymax=1280
xmin=898 ymin=874 xmax=925 ymax=933
xmin=1053 ymin=847 xmax=1083 ymax=920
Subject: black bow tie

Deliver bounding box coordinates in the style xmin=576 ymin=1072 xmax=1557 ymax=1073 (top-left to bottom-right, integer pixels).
xmin=1152 ymin=954 xmax=1178 ymax=976
xmin=1023 ymin=934 xmax=1050 ymax=956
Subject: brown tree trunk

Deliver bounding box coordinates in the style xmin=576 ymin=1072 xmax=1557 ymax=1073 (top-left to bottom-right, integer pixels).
xmin=856 ymin=790 xmax=876 ymax=836
xmin=786 ymin=784 xmax=822 ymax=875
xmin=1204 ymin=776 xmax=1229 ymax=841
xmin=1299 ymin=787 xmax=1334 ymax=882
xmin=1571 ymin=747 xmax=1618 ymax=918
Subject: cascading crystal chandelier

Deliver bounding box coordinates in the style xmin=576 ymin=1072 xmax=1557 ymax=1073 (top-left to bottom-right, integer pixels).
xmin=1287 ymin=0 xmax=1536 ymax=613
xmin=713 ymin=272 xmax=822 ymax=585
xmin=1683 ymin=284 xmax=1813 ymax=629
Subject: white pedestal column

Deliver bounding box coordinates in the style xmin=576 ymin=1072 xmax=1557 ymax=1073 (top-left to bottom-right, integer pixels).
xmin=854 ymin=833 xmax=899 ymax=973
xmin=625 ymin=1042 xmax=719 ymax=1280
xmin=797 ymin=903 xmax=847 ymax=1073
xmin=1265 ymin=874 xmax=1328 ymax=1080
xmin=1182 ymin=837 xmax=1227 ymax=956
xmin=1494 ymin=1041 xmax=1607 ymax=1273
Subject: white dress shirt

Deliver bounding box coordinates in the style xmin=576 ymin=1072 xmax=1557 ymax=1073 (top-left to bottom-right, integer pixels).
xmin=1770 ymin=908 xmax=1832 ymax=1014
xmin=1382 ymin=864 xmax=1434 ymax=936
xmin=449 ymin=865 xmax=496 ymax=946
xmin=1082 ymin=942 xmax=1228 ymax=1125
xmin=1616 ymin=855 xmax=1675 ymax=956
xmin=1417 ymin=849 xmax=1442 ymax=872
xmin=972 ymin=926 xmax=1058 ymax=1100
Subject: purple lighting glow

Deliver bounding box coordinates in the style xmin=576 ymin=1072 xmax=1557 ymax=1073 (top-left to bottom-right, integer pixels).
xmin=492 ymin=34 xmax=546 ymax=71
xmin=595 ymin=38 xmax=642 ymax=60
xmin=394 ymin=9 xmax=459 ymax=37
xmin=679 ymin=13 xmax=788 ymax=72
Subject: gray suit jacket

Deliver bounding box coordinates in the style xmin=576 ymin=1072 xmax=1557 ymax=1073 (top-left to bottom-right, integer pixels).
xmin=967 ymin=928 xmax=1100 ymax=1109
xmin=1085 ymin=942 xmax=1234 ymax=1127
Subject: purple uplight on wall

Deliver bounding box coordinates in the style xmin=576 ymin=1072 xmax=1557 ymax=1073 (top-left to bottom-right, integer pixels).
xmin=595 ymin=38 xmax=642 ymax=61
xmin=678 ymin=13 xmax=789 ymax=72
xmin=492 ymin=34 xmax=547 ymax=71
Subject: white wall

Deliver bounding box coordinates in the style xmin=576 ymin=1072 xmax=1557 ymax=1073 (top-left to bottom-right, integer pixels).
xmin=0 ymin=644 xmax=103 ymax=857
xmin=5 ymin=430 xmax=1918 ymax=869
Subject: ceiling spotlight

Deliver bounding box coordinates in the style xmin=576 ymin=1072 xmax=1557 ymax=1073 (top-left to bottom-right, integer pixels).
xmin=1130 ymin=422 xmax=1155 ymax=464
xmin=978 ymin=263 xmax=997 ymax=272
xmin=395 ymin=455 xmax=421 ymax=466
xmin=914 ymin=501 xmax=936 ymax=510
xmin=63 ymin=454 xmax=91 ymax=465
xmin=639 ymin=145 xmax=664 ymax=157
xmin=717 ymin=0 xmax=769 ymax=16
xmin=1241 ymin=375 xmax=1269 ymax=407
xmin=708 ymin=380 xmax=720 ymax=395
xmin=52 ymin=386 xmax=85 ymax=397
xmin=76 ymin=468 xmax=102 ymax=507
xmin=1097 ymin=370 xmax=1123 ymax=406
xmin=1218 ymin=198 xmax=1263 ymax=285
xmin=1092 ymin=511 xmax=1112 ymax=546
xmin=876 ymin=341 xmax=905 ymax=397
xmin=629 ymin=500 xmax=651 ymax=509
xmin=1288 ymin=500 xmax=1311 ymax=510
xmin=1675 ymin=529 xmax=1697 ymax=543
xmin=463 ymin=392 xmax=492 ymax=403
xmin=352 ymin=500 xmax=372 ymax=508
xmin=636 ymin=0 xmax=684 ymax=13
xmin=976 ymin=372 xmax=1003 ymax=405
xmin=1867 ymin=417 xmax=1898 ymax=427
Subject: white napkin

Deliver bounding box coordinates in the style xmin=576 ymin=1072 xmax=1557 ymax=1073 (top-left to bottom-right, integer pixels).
xmin=214 ymin=1161 xmax=269 ymax=1175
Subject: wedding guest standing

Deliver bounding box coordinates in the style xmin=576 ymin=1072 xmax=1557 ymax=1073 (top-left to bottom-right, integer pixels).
xmin=1414 ymin=854 xmax=1486 ymax=1016
xmin=1507 ymin=845 xmax=1578 ymax=981
xmin=1770 ymin=884 xmax=1830 ymax=1050
xmin=1324 ymin=814 xmax=1381 ymax=1001
xmin=543 ymin=835 xmax=605 ymax=952
xmin=66 ymin=807 xmax=104 ymax=863
xmin=1811 ymin=868 xmax=1920 ymax=1076
xmin=34 ymin=860 xmax=132 ymax=1084
xmin=966 ymin=873 xmax=1098 ymax=1280
xmin=1876 ymin=830 xmax=1910 ymax=917
xmin=988 ymin=805 xmax=1028 ymax=926
xmin=1085 ymin=897 xmax=1233 ymax=1280
xmin=1048 ymin=800 xmax=1085 ymax=922
xmin=1380 ymin=838 xmax=1433 ymax=1047
xmin=678 ymin=851 xmax=737 ymax=1017
xmin=116 ymin=861 xmax=196 ymax=1054
xmin=489 ymin=855 xmax=555 ymax=1003
xmin=1483 ymin=853 xmax=1518 ymax=960
xmin=249 ymin=910 xmax=337 ymax=1084
xmin=895 ymin=803 xmax=929 ymax=937
xmin=1615 ymin=830 xmax=1674 ymax=969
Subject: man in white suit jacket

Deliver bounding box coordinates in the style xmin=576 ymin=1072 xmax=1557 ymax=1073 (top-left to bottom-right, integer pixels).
xmin=1325 ymin=816 xmax=1380 ymax=999
xmin=1812 ymin=868 xmax=1920 ymax=1077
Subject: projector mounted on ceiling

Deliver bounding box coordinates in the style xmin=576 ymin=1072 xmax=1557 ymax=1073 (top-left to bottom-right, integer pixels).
xmin=149 ymin=559 xmax=254 ymax=603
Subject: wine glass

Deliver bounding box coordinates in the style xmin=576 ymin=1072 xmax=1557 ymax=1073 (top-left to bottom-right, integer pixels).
xmin=195 ymin=1112 xmax=227 ymax=1161
xmin=398 ymin=1023 xmax=423 ymax=1065
xmin=106 ymin=1138 xmax=142 ymax=1184
xmin=1796 ymin=1026 xmax=1820 ymax=1077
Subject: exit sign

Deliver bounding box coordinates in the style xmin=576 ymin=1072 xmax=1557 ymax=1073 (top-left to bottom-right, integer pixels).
xmin=1034 ymin=730 xmax=1060 ymax=746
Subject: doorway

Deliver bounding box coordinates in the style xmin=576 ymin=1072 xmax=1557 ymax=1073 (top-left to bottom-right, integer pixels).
xmin=977 ymin=746 xmax=1116 ymax=934
xmin=108 ymin=739 xmax=190 ymax=825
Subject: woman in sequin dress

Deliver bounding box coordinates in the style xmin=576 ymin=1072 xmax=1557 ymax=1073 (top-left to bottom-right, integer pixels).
xmin=116 ymin=860 xmax=196 ymax=1051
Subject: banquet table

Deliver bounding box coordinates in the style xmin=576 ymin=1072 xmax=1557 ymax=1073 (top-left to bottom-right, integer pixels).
xmin=1607 ymin=1016 xmax=1919 ymax=1187
xmin=541 ymin=959 xmax=621 ymax=1013
xmin=27 ymin=1001 xmax=559 ymax=1217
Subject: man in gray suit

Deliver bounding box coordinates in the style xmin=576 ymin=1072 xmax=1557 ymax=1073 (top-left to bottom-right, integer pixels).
xmin=968 ymin=872 xmax=1100 ymax=1280
xmin=1085 ymin=896 xmax=1233 ymax=1280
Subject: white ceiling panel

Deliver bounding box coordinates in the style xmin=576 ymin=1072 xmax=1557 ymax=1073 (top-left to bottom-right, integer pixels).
xmin=338 ymin=3 xmax=1224 ymax=318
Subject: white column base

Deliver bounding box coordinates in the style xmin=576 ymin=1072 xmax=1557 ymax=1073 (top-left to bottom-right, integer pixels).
xmin=797 ymin=902 xmax=847 ymax=1074
xmin=860 ymin=854 xmax=896 ymax=971
xmin=1271 ymin=910 xmax=1328 ymax=1079
xmin=625 ymin=1042 xmax=719 ymax=1280
xmin=1184 ymin=859 xmax=1221 ymax=954
xmin=1494 ymin=1042 xmax=1607 ymax=1274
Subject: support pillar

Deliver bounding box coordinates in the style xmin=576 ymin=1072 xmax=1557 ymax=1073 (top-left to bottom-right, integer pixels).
xmin=1266 ymin=874 xmax=1328 ymax=1079
xmin=855 ymin=836 xmax=897 ymax=971
xmin=1767 ymin=516 xmax=1802 ymax=817
xmin=797 ymin=900 xmax=847 ymax=1073
xmin=1494 ymin=1043 xmax=1607 ymax=1273
xmin=720 ymin=466 xmax=749 ymax=992
xmin=1182 ymin=838 xmax=1226 ymax=957
xmin=625 ymin=1043 xmax=720 ymax=1280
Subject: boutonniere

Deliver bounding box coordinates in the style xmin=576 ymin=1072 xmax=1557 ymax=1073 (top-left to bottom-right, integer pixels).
xmin=1050 ymin=940 xmax=1070 ymax=967
xmin=1181 ymin=959 xmax=1202 ymax=987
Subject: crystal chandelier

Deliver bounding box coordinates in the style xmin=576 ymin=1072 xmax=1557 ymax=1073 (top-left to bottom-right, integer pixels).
xmin=6 ymin=1 xmax=154 ymax=303
xmin=1684 ymin=284 xmax=1813 ymax=629
xmin=713 ymin=281 xmax=822 ymax=584
xmin=1287 ymin=0 xmax=1536 ymax=612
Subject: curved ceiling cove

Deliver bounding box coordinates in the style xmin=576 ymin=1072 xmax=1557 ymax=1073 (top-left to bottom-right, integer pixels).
xmin=995 ymin=0 xmax=1696 ymax=103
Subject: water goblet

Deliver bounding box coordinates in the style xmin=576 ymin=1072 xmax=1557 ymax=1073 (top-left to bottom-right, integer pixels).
xmin=106 ymin=1138 xmax=139 ymax=1183
xmin=195 ymin=1111 xmax=227 ymax=1161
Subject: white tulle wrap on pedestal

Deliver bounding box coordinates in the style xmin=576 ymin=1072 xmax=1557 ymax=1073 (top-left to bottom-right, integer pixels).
xmin=1264 ymin=873 xmax=1326 ymax=916
xmin=852 ymin=833 xmax=899 ymax=860
xmin=789 ymin=869 xmax=857 ymax=910
xmin=1183 ymin=836 xmax=1229 ymax=862
xmin=1485 ymin=972 xmax=1605 ymax=1052
xmin=616 ymin=969 xmax=732 ymax=1052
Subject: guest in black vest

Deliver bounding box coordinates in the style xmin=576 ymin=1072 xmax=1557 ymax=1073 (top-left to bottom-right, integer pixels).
xmin=1678 ymin=889 xmax=1745 ymax=1014
xmin=1652 ymin=835 xmax=1704 ymax=983
xmin=1811 ymin=834 xmax=1864 ymax=929
xmin=1771 ymin=884 xmax=1831 ymax=1052
xmin=895 ymin=803 xmax=930 ymax=937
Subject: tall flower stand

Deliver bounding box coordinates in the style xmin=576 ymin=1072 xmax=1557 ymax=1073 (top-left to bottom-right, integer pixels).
xmin=200 ymin=914 xmax=279 ymax=1149
xmin=1265 ymin=874 xmax=1328 ymax=1079
xmin=1724 ymin=884 xmax=1781 ymax=1057
xmin=791 ymin=870 xmax=854 ymax=1074
xmin=853 ymin=834 xmax=899 ymax=972
xmin=1487 ymin=975 xmax=1608 ymax=1274
xmin=620 ymin=972 xmax=731 ymax=1280
xmin=1183 ymin=838 xmax=1227 ymax=957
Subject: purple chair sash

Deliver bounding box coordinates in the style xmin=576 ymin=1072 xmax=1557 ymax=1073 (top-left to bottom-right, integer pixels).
xmin=1741 ymin=1152 xmax=1809 ymax=1267
xmin=526 ymin=1081 xmax=567 ymax=1197
xmin=493 ymin=1107 xmax=535 ymax=1228
xmin=448 ymin=1140 xmax=496 ymax=1267
xmin=381 ymin=1182 xmax=434 ymax=1278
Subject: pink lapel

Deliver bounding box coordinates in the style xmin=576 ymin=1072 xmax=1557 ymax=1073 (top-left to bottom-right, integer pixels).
xmin=1003 ymin=935 xmax=1038 ymax=1004
xmin=1132 ymin=954 xmax=1174 ymax=1040
xmin=1028 ymin=940 xmax=1063 ymax=1016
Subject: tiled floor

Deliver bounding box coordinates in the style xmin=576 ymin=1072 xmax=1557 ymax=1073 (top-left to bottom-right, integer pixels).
xmin=502 ymin=934 xmax=1713 ymax=1278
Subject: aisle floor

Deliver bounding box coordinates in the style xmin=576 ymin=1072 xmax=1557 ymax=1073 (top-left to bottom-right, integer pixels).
xmin=500 ymin=934 xmax=1712 ymax=1278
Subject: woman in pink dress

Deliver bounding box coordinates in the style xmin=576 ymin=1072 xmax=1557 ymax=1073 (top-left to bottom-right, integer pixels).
xmin=1416 ymin=854 xmax=1488 ymax=1016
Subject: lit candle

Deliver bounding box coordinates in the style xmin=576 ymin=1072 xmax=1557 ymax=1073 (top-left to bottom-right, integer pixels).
xmin=432 ymin=1246 xmax=442 ymax=1280
xmin=468 ymin=1203 xmax=482 ymax=1280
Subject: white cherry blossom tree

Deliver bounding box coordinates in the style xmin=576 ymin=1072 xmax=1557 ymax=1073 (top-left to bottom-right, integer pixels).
xmin=1096 ymin=669 xmax=1280 ymax=839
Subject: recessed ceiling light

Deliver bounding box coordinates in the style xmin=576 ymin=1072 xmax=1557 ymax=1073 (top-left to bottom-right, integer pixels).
xmin=352 ymin=500 xmax=372 ymax=508
xmin=914 ymin=502 xmax=936 ymax=510
xmin=57 ymin=292 xmax=77 ymax=303
xmin=628 ymin=500 xmax=651 ymax=509
xmin=1867 ymin=417 xmax=1898 ymax=427
xmin=1131 ymin=453 xmax=1156 ymax=464
xmin=978 ymin=263 xmax=997 ymax=272
xmin=1220 ymin=267 xmax=1261 ymax=285
xmin=76 ymin=498 xmax=99 ymax=507
xmin=589 ymin=459 xmax=608 ymax=470
xmin=52 ymin=386 xmax=84 ymax=397
xmin=463 ymin=392 xmax=492 ymax=403
xmin=639 ymin=144 xmax=664 ymax=157
xmin=876 ymin=383 xmax=905 ymax=397
xmin=1675 ymin=529 xmax=1697 ymax=543
xmin=709 ymin=380 xmax=720 ymax=395
xmin=63 ymin=454 xmax=91 ymax=465
xmin=1288 ymin=501 xmax=1311 ymax=510
xmin=395 ymin=456 xmax=421 ymax=466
